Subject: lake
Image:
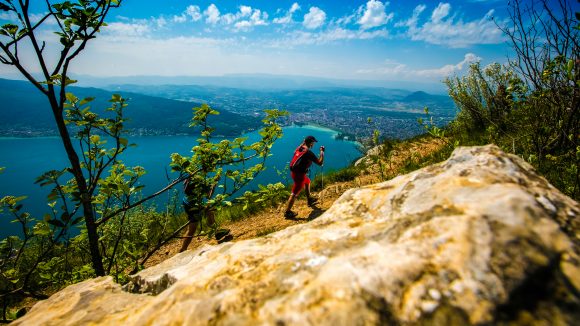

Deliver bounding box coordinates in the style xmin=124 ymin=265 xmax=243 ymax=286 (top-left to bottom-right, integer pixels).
xmin=0 ymin=125 xmax=362 ymax=238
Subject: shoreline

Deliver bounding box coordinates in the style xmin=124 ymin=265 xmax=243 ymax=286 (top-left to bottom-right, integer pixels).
xmin=0 ymin=136 xmax=61 ymax=140
xmin=287 ymin=123 xmax=364 ymax=153
xmin=0 ymin=124 xmax=367 ymax=154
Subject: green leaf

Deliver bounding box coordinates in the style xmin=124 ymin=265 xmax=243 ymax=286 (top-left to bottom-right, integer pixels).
xmin=39 ymin=273 xmax=52 ymax=280
xmin=119 ymin=138 xmax=128 ymax=146
xmin=567 ymin=59 xmax=574 ymax=79
xmin=47 ymin=219 xmax=66 ymax=228
xmin=1 ymin=23 xmax=18 ymax=36
xmin=65 ymin=92 xmax=78 ymax=103
xmin=47 ymin=190 xmax=58 ymax=201
xmin=79 ymin=97 xmax=95 ymax=106
xmin=33 ymin=226 xmax=51 ymax=236
xmin=61 ymin=212 xmax=70 ymax=223
xmin=72 ymin=216 xmax=84 ymax=225
xmin=90 ymin=135 xmax=101 ymax=144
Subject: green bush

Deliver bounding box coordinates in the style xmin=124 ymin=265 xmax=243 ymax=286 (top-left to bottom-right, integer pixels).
xmin=310 ymin=165 xmax=361 ymax=191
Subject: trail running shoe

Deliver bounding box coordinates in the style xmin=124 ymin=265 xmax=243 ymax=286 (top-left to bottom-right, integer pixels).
xmin=215 ymin=228 xmax=231 ymax=241
xmin=307 ymin=197 xmax=319 ymax=206
xmin=284 ymin=210 xmax=298 ymax=219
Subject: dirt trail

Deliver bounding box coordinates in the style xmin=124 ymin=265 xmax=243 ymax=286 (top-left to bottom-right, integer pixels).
xmin=145 ymin=137 xmax=446 ymax=268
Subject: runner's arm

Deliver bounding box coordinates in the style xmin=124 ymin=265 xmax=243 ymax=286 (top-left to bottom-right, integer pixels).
xmin=309 ymin=149 xmax=324 ymax=166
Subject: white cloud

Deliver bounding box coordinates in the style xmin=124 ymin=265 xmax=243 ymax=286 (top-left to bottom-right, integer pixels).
xmin=173 ymin=15 xmax=187 ymax=23
xmin=290 ymin=3 xmax=301 ymax=13
xmin=202 ymin=4 xmax=268 ymax=31
xmin=232 ymin=7 xmax=269 ymax=31
xmin=234 ymin=9 xmax=268 ymax=31
xmin=358 ymin=0 xmax=393 ymax=30
xmin=271 ymin=27 xmax=389 ymax=47
xmin=303 ymin=7 xmax=326 ymax=29
xmin=415 ymin=53 xmax=481 ymax=77
xmin=0 ymin=11 xmax=18 ymax=22
xmin=204 ymin=4 xmax=221 ymax=25
xmin=335 ymin=13 xmax=356 ymax=26
xmin=1 ymin=11 xmax=58 ymax=25
xmin=152 ymin=16 xmax=167 ymax=28
xmin=395 ymin=5 xmax=425 ymax=32
xmin=398 ymin=3 xmax=503 ymax=47
xmin=69 ymin=35 xmax=240 ymax=77
xmin=357 ymin=53 xmax=481 ymax=79
xmin=431 ymin=3 xmax=451 ymax=23
xmin=104 ymin=22 xmax=150 ymax=37
xmin=274 ymin=2 xmax=301 ymax=25
xmin=185 ymin=5 xmax=202 ymax=22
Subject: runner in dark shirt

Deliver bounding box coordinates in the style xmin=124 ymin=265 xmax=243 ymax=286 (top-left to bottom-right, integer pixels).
xmin=284 ymin=135 xmax=324 ymax=218
xmin=180 ymin=173 xmax=230 ymax=252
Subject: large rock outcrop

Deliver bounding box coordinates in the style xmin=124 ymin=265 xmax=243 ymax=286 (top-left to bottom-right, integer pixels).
xmin=14 ymin=145 xmax=580 ymax=325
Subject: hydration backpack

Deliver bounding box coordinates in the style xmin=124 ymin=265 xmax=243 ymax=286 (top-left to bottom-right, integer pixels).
xmin=289 ymin=145 xmax=308 ymax=172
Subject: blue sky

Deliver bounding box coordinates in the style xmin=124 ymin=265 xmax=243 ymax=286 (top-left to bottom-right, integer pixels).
xmin=0 ymin=0 xmax=571 ymax=86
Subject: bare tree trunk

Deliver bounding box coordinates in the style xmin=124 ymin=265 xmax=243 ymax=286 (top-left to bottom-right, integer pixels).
xmin=49 ymin=95 xmax=105 ymax=276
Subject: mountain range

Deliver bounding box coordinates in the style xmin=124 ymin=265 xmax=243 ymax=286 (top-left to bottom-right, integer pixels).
xmin=68 ymin=73 xmax=448 ymax=94
xmin=0 ymin=78 xmax=261 ymax=137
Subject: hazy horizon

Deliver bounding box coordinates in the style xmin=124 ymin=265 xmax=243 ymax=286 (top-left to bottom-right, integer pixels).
xmin=0 ymin=72 xmax=450 ymax=94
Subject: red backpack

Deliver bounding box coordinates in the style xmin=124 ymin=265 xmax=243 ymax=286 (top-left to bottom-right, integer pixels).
xmin=289 ymin=145 xmax=308 ymax=172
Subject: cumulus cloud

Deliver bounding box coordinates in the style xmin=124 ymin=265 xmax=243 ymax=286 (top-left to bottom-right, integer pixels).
xmin=103 ymin=21 xmax=150 ymax=37
xmin=274 ymin=2 xmax=301 ymax=25
xmin=303 ymin=7 xmax=326 ymax=29
xmin=173 ymin=5 xmax=202 ymax=23
xmin=431 ymin=3 xmax=451 ymax=23
xmin=186 ymin=5 xmax=203 ymax=21
xmin=290 ymin=3 xmax=301 ymax=14
xmin=204 ymin=4 xmax=221 ymax=25
xmin=152 ymin=16 xmax=168 ymax=28
xmin=358 ymin=0 xmax=394 ymax=30
xmin=397 ymin=3 xmax=503 ymax=47
xmin=270 ymin=27 xmax=389 ymax=47
xmin=415 ymin=53 xmax=481 ymax=77
xmin=201 ymin=4 xmax=268 ymax=31
xmin=234 ymin=9 xmax=268 ymax=31
xmin=357 ymin=53 xmax=481 ymax=79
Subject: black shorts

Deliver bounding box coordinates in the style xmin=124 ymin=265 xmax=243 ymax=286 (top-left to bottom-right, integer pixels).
xmin=183 ymin=202 xmax=203 ymax=223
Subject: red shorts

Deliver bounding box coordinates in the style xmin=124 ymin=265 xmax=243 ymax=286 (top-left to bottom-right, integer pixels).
xmin=291 ymin=171 xmax=310 ymax=195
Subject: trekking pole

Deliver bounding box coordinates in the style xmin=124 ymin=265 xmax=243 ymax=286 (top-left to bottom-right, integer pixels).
xmin=320 ymin=164 xmax=324 ymax=205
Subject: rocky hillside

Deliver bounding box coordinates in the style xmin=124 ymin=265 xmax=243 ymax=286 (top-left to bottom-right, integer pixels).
xmin=13 ymin=145 xmax=580 ymax=325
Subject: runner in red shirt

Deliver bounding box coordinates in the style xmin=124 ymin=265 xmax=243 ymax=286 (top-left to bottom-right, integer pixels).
xmin=284 ymin=135 xmax=325 ymax=219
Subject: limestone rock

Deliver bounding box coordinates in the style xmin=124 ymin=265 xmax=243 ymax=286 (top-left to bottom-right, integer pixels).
xmin=14 ymin=145 xmax=580 ymax=325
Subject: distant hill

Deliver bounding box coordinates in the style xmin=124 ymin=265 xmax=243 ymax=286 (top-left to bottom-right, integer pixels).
xmin=106 ymin=83 xmax=455 ymax=118
xmin=0 ymin=78 xmax=261 ymax=137
xmin=403 ymin=91 xmax=454 ymax=104
xmin=73 ymin=73 xmax=447 ymax=94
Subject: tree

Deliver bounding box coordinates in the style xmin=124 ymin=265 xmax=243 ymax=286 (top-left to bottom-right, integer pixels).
xmin=0 ymin=0 xmax=123 ymax=275
xmin=499 ymin=0 xmax=579 ymax=156
xmin=444 ymin=0 xmax=579 ymax=198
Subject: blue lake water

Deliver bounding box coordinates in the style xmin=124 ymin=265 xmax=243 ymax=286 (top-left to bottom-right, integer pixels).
xmin=0 ymin=125 xmax=362 ymax=238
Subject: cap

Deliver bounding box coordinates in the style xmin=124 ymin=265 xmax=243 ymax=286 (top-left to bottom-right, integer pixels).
xmin=304 ymin=135 xmax=318 ymax=143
